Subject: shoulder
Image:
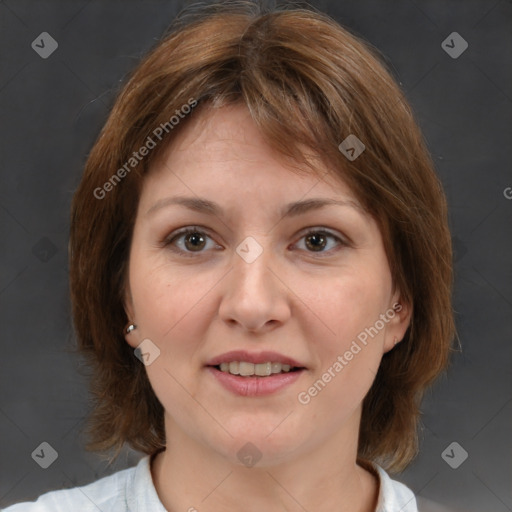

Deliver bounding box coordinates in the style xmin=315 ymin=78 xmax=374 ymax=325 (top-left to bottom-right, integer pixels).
xmin=2 ymin=457 xmax=147 ymax=512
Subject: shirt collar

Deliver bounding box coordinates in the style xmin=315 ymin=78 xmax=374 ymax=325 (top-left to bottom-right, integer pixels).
xmin=360 ymin=459 xmax=418 ymax=512
xmin=126 ymin=453 xmax=168 ymax=512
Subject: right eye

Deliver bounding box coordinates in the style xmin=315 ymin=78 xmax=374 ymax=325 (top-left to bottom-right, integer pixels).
xmin=164 ymin=226 xmax=223 ymax=257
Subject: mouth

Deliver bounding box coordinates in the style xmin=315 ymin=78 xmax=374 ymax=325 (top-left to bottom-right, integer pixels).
xmin=205 ymin=351 xmax=307 ymax=396
xmin=210 ymin=361 xmax=304 ymax=377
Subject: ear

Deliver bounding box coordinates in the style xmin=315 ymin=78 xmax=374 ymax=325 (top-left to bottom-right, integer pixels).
xmin=383 ymin=295 xmax=412 ymax=354
xmin=123 ymin=285 xmax=138 ymax=349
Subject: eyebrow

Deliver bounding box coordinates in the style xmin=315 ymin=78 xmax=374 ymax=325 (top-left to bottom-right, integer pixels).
xmin=145 ymin=195 xmax=366 ymax=219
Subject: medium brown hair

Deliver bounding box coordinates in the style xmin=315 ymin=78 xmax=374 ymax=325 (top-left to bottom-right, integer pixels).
xmin=69 ymin=0 xmax=457 ymax=473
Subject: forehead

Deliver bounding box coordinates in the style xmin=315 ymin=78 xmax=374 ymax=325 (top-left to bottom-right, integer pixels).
xmin=141 ymin=103 xmax=359 ymax=208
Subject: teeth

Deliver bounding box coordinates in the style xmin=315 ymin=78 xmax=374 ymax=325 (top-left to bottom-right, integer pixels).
xmin=217 ymin=361 xmax=295 ymax=376
xmin=255 ymin=362 xmax=272 ymax=376
xmin=239 ymin=362 xmax=254 ymax=376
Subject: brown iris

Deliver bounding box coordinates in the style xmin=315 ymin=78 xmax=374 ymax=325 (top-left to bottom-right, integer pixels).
xmin=305 ymin=232 xmax=327 ymax=252
xmin=184 ymin=232 xmax=207 ymax=251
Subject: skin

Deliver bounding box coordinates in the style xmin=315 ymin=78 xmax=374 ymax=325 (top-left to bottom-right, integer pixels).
xmin=124 ymin=103 xmax=411 ymax=512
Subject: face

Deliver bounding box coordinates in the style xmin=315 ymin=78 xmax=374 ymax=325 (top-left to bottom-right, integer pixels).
xmin=124 ymin=103 xmax=410 ymax=467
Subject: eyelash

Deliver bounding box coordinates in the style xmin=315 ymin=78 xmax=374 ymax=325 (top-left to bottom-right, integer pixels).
xmin=162 ymin=225 xmax=348 ymax=258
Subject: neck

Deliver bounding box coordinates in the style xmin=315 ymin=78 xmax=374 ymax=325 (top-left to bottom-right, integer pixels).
xmin=150 ymin=414 xmax=379 ymax=512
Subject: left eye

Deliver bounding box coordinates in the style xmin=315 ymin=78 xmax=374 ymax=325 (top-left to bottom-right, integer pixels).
xmin=293 ymin=229 xmax=345 ymax=254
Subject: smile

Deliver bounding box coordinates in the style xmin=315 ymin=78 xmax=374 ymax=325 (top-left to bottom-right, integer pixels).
xmin=205 ymin=350 xmax=307 ymax=396
xmin=206 ymin=365 xmax=306 ymax=397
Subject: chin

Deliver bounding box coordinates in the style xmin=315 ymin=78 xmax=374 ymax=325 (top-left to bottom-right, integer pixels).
xmin=208 ymin=421 xmax=309 ymax=468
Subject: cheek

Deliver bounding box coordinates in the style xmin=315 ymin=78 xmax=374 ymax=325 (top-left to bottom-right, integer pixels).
xmin=127 ymin=254 xmax=216 ymax=409
xmin=128 ymin=250 xmax=218 ymax=348
xmin=296 ymin=292 xmax=385 ymax=418
xmin=306 ymin=268 xmax=389 ymax=345
xmin=297 ymin=265 xmax=390 ymax=396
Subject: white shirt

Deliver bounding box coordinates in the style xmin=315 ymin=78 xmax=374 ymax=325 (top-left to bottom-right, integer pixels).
xmin=3 ymin=456 xmax=418 ymax=512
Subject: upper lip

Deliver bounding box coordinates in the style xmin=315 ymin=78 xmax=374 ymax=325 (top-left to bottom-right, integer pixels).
xmin=206 ymin=350 xmax=306 ymax=368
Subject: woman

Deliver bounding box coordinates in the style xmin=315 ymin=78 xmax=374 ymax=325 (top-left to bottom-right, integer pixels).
xmin=5 ymin=1 xmax=456 ymax=510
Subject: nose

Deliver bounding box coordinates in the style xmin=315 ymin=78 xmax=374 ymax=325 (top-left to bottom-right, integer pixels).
xmin=218 ymin=240 xmax=291 ymax=333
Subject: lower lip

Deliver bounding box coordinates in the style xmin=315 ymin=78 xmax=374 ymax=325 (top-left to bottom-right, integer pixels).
xmin=206 ymin=366 xmax=305 ymax=396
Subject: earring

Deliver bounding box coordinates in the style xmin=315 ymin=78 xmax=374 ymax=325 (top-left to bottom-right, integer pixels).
xmin=393 ymin=336 xmax=400 ymax=346
xmin=126 ymin=324 xmax=137 ymax=334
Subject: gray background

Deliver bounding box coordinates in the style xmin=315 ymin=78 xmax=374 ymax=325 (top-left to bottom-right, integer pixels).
xmin=0 ymin=0 xmax=511 ymax=510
